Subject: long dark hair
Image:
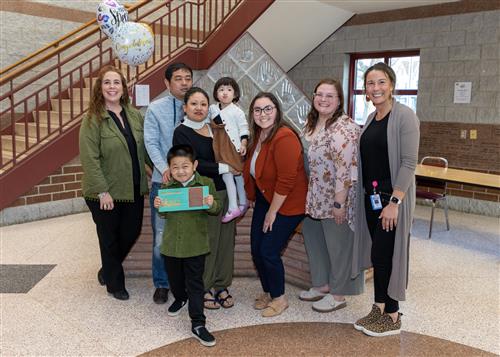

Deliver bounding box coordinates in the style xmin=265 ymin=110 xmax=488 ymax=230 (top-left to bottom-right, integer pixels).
xmin=305 ymin=78 xmax=345 ymax=135
xmin=87 ymin=65 xmax=129 ymax=123
xmin=247 ymin=92 xmax=298 ymax=154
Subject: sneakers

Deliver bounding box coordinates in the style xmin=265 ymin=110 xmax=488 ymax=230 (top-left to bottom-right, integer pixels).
xmin=254 ymin=293 xmax=271 ymax=310
xmin=167 ymin=299 xmax=187 ymax=317
xmin=153 ymin=287 xmax=169 ymax=304
xmin=362 ymin=313 xmax=402 ymax=337
xmin=312 ymin=294 xmax=347 ymax=313
xmin=354 ymin=304 xmax=382 ymax=331
xmin=298 ymin=288 xmax=327 ymax=302
xmin=261 ymin=297 xmax=288 ymax=317
xmin=221 ymin=208 xmax=241 ymax=223
xmin=192 ymin=326 xmax=216 ymax=347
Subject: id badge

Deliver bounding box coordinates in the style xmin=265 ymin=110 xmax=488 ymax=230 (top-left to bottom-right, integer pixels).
xmin=370 ymin=194 xmax=383 ymax=210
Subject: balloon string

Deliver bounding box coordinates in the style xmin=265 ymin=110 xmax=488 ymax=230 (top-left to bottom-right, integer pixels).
xmin=129 ymin=76 xmax=136 ymax=104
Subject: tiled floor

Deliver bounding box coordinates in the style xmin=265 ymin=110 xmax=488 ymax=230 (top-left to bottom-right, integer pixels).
xmin=1 ymin=205 xmax=499 ymax=356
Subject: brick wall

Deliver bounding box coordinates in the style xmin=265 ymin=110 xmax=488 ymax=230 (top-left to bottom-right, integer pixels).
xmin=418 ymin=122 xmax=500 ymax=203
xmin=8 ymin=157 xmax=83 ymax=208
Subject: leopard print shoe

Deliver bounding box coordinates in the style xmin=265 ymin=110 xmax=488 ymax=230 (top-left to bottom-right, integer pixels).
xmin=362 ymin=313 xmax=402 ymax=337
xmin=353 ymin=304 xmax=383 ymax=331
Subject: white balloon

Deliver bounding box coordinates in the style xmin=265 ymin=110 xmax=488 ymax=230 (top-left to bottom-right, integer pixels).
xmin=96 ymin=0 xmax=128 ymax=38
xmin=112 ymin=22 xmax=155 ymax=67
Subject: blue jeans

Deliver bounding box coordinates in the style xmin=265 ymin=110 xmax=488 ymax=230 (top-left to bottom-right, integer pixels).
xmin=150 ymin=182 xmax=169 ymax=288
xmin=250 ymin=190 xmax=304 ymax=298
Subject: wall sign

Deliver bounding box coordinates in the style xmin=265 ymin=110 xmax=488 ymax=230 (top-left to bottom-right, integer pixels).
xmin=453 ymin=82 xmax=472 ymax=104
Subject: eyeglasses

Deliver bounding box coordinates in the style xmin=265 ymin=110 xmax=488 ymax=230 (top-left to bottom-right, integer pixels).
xmin=313 ymin=92 xmax=338 ymax=101
xmin=253 ymin=105 xmax=276 ymax=116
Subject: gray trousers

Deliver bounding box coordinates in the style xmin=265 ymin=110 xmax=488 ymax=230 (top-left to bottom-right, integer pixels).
xmin=302 ymin=217 xmax=364 ymax=295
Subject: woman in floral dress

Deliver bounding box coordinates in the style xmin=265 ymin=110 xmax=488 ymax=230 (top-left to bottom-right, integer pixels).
xmin=298 ymin=79 xmax=364 ymax=312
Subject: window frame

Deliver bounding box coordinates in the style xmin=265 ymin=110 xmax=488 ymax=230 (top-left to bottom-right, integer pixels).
xmin=347 ymin=50 xmax=420 ymax=121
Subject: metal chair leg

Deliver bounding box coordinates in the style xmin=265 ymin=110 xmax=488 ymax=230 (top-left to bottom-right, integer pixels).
xmin=444 ymin=198 xmax=450 ymax=231
xmin=429 ymin=201 xmax=436 ymax=239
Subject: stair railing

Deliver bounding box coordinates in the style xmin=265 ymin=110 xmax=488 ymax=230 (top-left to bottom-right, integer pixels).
xmin=0 ymin=0 xmax=243 ymax=172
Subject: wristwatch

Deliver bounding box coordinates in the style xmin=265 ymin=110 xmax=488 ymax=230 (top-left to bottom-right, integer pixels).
xmin=389 ymin=196 xmax=402 ymax=205
xmin=98 ymin=192 xmax=108 ymax=199
xmin=333 ymin=201 xmax=344 ymax=209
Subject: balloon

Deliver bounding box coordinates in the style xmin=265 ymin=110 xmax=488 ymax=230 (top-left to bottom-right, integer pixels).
xmin=112 ymin=22 xmax=154 ymax=66
xmin=96 ymin=0 xmax=128 ymax=38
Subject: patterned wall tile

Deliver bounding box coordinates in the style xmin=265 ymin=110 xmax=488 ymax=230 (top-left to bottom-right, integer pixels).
xmin=228 ymin=33 xmax=266 ymax=72
xmin=194 ymin=75 xmax=216 ymax=103
xmin=237 ymin=75 xmax=261 ymax=113
xmin=207 ymin=56 xmax=245 ymax=82
xmin=248 ymin=57 xmax=283 ymax=91
xmin=286 ymin=97 xmax=311 ymax=130
xmin=195 ymin=32 xmax=311 ymax=130
xmin=270 ymin=77 xmax=302 ymax=112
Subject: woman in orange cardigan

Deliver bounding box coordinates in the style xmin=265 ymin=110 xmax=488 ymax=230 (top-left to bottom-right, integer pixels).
xmin=243 ymin=92 xmax=308 ymax=318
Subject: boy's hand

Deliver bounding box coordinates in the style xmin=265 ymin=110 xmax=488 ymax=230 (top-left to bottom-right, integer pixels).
xmin=204 ymin=194 xmax=214 ymax=207
xmin=153 ymin=196 xmax=162 ymax=209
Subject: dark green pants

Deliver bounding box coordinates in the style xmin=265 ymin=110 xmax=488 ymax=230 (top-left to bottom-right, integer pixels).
xmin=204 ymin=190 xmax=236 ymax=292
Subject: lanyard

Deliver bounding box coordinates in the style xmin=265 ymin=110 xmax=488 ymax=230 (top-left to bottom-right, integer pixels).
xmin=173 ymin=99 xmax=177 ymax=126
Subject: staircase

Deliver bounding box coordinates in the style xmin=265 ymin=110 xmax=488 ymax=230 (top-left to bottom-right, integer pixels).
xmin=0 ymin=0 xmax=273 ymax=210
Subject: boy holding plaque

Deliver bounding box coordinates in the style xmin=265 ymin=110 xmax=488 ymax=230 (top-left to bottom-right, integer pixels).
xmin=153 ymin=144 xmax=221 ymax=347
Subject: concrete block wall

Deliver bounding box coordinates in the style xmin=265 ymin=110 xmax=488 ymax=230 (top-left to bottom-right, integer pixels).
xmin=288 ymin=9 xmax=500 ymax=215
xmin=0 ymin=12 xmax=83 ymax=69
xmin=289 ymin=10 xmax=499 ymax=115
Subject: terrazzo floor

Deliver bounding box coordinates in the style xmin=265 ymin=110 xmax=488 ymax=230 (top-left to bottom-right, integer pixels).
xmin=1 ymin=205 xmax=499 ymax=356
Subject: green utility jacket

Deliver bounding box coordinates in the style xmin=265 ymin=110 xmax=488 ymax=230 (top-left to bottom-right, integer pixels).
xmin=79 ymin=105 xmax=148 ymax=201
xmin=159 ymin=172 xmax=221 ymax=258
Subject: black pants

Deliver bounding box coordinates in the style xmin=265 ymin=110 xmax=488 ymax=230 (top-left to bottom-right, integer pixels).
xmin=86 ymin=188 xmax=144 ymax=293
xmin=164 ymin=254 xmax=206 ymax=328
xmin=364 ymin=194 xmax=399 ymax=313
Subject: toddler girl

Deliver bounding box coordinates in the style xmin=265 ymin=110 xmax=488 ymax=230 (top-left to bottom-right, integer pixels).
xmin=209 ymin=77 xmax=249 ymax=223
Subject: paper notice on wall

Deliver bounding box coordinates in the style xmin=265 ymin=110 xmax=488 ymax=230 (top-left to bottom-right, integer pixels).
xmin=135 ymin=84 xmax=150 ymax=106
xmin=453 ymin=82 xmax=472 ymax=104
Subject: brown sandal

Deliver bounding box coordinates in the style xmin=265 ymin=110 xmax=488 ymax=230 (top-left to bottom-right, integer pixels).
xmin=204 ymin=291 xmax=220 ymax=310
xmin=215 ymin=288 xmax=234 ymax=308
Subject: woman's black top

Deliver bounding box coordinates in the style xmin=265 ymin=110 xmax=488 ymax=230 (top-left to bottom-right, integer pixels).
xmin=108 ymin=109 xmax=140 ymax=187
xmin=360 ymin=112 xmax=392 ymax=194
xmin=173 ymin=124 xmax=225 ymax=191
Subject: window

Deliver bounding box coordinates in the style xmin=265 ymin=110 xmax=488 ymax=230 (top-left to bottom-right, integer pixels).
xmin=348 ymin=51 xmax=420 ymax=125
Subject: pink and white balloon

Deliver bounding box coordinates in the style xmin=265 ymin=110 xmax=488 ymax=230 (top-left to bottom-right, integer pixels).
xmin=96 ymin=0 xmax=128 ymax=38
xmin=112 ymin=22 xmax=154 ymax=66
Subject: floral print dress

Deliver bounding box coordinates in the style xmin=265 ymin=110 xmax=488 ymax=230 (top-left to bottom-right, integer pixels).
xmin=305 ymin=114 xmax=360 ymax=230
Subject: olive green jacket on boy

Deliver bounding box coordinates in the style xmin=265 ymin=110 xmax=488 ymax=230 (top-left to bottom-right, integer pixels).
xmin=159 ymin=172 xmax=221 ymax=258
xmin=79 ymin=105 xmax=148 ymax=201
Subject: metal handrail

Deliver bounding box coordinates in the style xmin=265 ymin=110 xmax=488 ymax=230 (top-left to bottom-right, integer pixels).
xmin=0 ymin=0 xmax=244 ymax=171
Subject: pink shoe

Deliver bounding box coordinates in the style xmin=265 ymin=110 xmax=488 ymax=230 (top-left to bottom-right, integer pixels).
xmin=239 ymin=203 xmax=250 ymax=215
xmin=221 ymin=208 xmax=241 ymax=223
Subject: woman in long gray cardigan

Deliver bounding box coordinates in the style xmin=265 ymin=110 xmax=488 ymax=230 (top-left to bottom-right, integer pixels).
xmin=352 ymin=62 xmax=419 ymax=337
